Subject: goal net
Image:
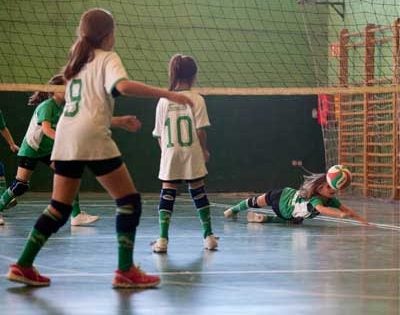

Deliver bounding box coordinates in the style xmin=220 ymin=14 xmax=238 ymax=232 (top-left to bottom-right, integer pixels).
xmin=1 ymin=0 xmax=400 ymax=198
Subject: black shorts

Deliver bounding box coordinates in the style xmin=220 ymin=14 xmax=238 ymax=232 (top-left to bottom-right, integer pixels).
xmin=18 ymin=155 xmax=52 ymax=171
xmin=161 ymin=176 xmax=206 ymax=184
xmin=54 ymin=157 xmax=123 ymax=179
xmin=265 ymin=189 xmax=285 ymax=219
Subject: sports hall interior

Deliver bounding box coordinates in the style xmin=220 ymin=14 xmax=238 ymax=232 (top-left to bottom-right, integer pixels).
xmin=0 ymin=1 xmax=399 ymax=314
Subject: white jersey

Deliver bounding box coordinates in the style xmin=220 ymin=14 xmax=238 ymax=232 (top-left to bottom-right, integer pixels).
xmin=51 ymin=50 xmax=128 ymax=161
xmin=152 ymin=90 xmax=210 ymax=181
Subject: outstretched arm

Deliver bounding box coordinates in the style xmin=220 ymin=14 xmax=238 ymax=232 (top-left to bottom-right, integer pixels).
xmin=315 ymin=204 xmax=369 ymax=225
xmin=0 ymin=127 xmax=19 ymax=153
xmin=339 ymin=204 xmax=369 ymax=225
xmin=116 ymin=80 xmax=194 ymax=107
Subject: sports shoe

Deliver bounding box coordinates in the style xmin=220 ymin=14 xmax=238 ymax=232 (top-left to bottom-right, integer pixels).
xmin=204 ymin=235 xmax=218 ymax=250
xmin=247 ymin=211 xmax=267 ymax=223
xmin=0 ymin=213 xmax=4 ymax=225
xmin=224 ymin=208 xmax=238 ymax=219
xmin=7 ymin=264 xmax=50 ymax=286
xmin=152 ymin=238 xmax=168 ymax=253
xmin=4 ymin=197 xmax=17 ymax=210
xmin=71 ymin=211 xmax=100 ymax=226
xmin=112 ymin=265 xmax=160 ymax=289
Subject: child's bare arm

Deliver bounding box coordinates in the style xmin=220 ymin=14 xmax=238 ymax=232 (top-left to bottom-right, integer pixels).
xmin=315 ymin=204 xmax=369 ymax=225
xmin=42 ymin=121 xmax=56 ymax=140
xmin=0 ymin=127 xmax=19 ymax=153
xmin=315 ymin=204 xmax=345 ymax=218
xmin=339 ymin=204 xmax=369 ymax=225
xmin=111 ymin=115 xmax=141 ymax=132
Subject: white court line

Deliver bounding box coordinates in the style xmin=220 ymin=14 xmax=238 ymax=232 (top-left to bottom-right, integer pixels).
xmin=6 ymin=198 xmax=400 ymax=231
xmin=1 ymin=267 xmax=399 ymax=278
xmin=1 ymin=266 xmax=399 ymax=276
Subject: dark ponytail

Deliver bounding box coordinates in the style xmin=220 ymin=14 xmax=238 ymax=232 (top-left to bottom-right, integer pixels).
xmin=28 ymin=74 xmax=65 ymax=106
xmin=63 ymin=39 xmax=93 ymax=80
xmin=63 ymin=8 xmax=115 ymax=80
xmin=168 ymin=54 xmax=198 ymax=91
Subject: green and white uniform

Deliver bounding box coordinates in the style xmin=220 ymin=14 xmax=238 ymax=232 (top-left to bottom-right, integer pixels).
xmin=277 ymin=187 xmax=341 ymax=220
xmin=18 ymin=98 xmax=63 ymax=158
xmin=52 ymin=49 xmax=127 ymax=161
xmin=152 ymin=91 xmax=210 ymax=181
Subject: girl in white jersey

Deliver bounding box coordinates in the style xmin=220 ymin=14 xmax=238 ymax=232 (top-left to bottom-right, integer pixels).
xmin=151 ymin=54 xmax=218 ymax=253
xmin=7 ymin=8 xmax=193 ymax=289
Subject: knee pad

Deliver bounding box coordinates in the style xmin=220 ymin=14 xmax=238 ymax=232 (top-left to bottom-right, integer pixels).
xmin=10 ymin=178 xmax=29 ymax=196
xmin=115 ymin=193 xmax=142 ymax=233
xmin=247 ymin=196 xmax=261 ymax=208
xmin=0 ymin=162 xmax=5 ymax=177
xmin=189 ymin=186 xmax=209 ymax=209
xmin=159 ymin=188 xmax=176 ymax=213
xmin=34 ymin=200 xmax=72 ymax=236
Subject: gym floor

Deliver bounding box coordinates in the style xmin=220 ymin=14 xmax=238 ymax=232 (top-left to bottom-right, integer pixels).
xmin=1 ymin=192 xmax=399 ymax=315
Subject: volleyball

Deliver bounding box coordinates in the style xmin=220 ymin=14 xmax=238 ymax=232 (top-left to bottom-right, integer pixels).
xmin=326 ymin=165 xmax=352 ymax=190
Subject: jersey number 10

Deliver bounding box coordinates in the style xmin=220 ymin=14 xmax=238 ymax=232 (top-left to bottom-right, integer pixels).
xmin=165 ymin=116 xmax=193 ymax=148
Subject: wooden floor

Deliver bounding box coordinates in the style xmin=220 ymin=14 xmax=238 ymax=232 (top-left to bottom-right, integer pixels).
xmin=0 ymin=193 xmax=399 ymax=315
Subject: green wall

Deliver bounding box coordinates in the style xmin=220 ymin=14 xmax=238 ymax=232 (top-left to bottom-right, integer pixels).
xmin=0 ymin=93 xmax=324 ymax=193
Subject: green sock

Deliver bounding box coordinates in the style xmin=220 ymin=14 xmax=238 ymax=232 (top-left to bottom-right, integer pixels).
xmin=117 ymin=232 xmax=135 ymax=271
xmin=17 ymin=228 xmax=50 ymax=267
xmin=231 ymin=199 xmax=250 ymax=213
xmin=71 ymin=194 xmax=81 ymax=218
xmin=0 ymin=188 xmax=14 ymax=212
xmin=197 ymin=206 xmax=213 ymax=238
xmin=159 ymin=210 xmax=171 ymax=239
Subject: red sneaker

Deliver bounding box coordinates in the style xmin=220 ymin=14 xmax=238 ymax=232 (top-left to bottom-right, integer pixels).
xmin=7 ymin=264 xmax=50 ymax=286
xmin=112 ymin=265 xmax=160 ymax=289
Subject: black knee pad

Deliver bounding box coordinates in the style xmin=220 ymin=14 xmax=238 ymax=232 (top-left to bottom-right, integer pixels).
xmin=34 ymin=200 xmax=72 ymax=236
xmin=10 ymin=179 xmax=29 ymax=196
xmin=115 ymin=193 xmax=142 ymax=233
xmin=189 ymin=186 xmax=209 ymax=209
xmin=247 ymin=196 xmax=261 ymax=208
xmin=159 ymin=188 xmax=176 ymax=212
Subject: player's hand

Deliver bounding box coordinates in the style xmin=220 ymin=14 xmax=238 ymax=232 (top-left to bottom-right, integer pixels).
xmin=353 ymin=215 xmax=370 ymax=226
xmin=117 ymin=115 xmax=142 ymax=132
xmin=9 ymin=144 xmax=19 ymax=153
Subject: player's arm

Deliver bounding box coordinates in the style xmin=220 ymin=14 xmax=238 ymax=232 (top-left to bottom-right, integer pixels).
xmin=115 ymin=80 xmax=194 ymax=107
xmin=41 ymin=121 xmax=56 ymax=140
xmin=111 ymin=115 xmax=141 ymax=132
xmin=338 ymin=204 xmax=369 ymax=225
xmin=197 ymin=128 xmax=210 ymax=162
xmin=0 ymin=127 xmax=19 ymax=153
xmin=314 ymin=204 xmax=347 ymax=218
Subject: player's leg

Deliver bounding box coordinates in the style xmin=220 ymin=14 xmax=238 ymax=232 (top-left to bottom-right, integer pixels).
xmin=152 ymin=181 xmax=177 ymax=253
xmin=47 ymin=161 xmax=99 ymax=227
xmin=0 ymin=163 xmax=33 ymax=225
xmin=188 ymin=179 xmax=217 ymax=250
xmin=92 ymin=158 xmax=159 ymax=288
xmin=224 ymin=193 xmax=268 ymax=219
xmin=7 ymin=164 xmax=80 ymax=286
